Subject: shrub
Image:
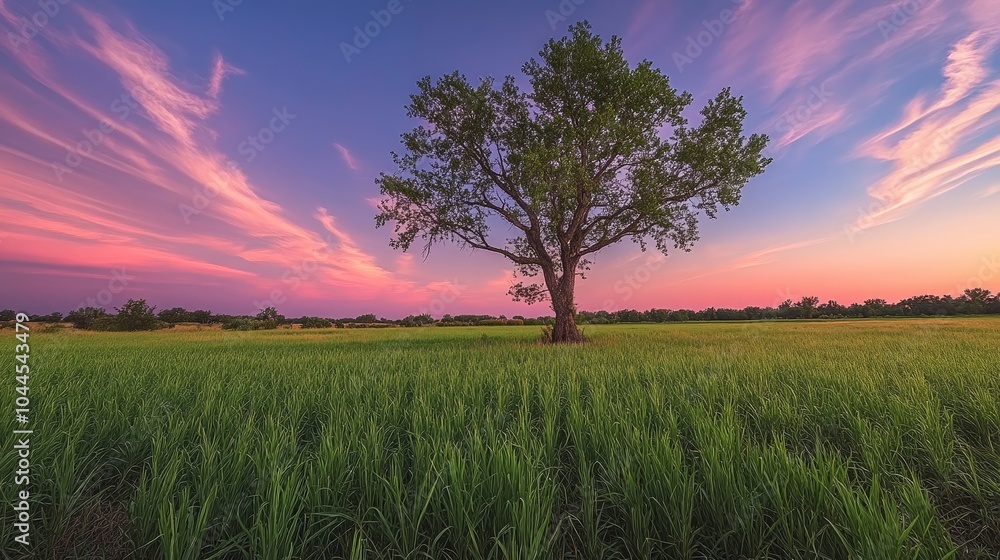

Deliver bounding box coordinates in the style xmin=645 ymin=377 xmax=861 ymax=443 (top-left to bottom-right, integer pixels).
xmin=90 ymin=316 xmax=121 ymax=332
xmin=30 ymin=312 xmax=63 ymax=323
xmin=221 ymin=318 xmax=280 ymax=331
xmin=190 ymin=310 xmax=213 ymax=324
xmin=158 ymin=307 xmax=193 ymax=324
xmin=66 ymin=307 xmax=108 ymax=329
xmin=113 ymin=299 xmax=164 ymax=331
xmin=300 ymin=317 xmax=334 ymax=329
xmin=255 ymin=307 xmax=286 ymax=323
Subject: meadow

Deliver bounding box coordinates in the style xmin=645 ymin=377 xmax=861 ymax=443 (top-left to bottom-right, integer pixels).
xmin=3 ymin=318 xmax=999 ymax=559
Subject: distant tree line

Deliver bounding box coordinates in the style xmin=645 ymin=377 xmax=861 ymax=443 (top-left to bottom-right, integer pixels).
xmin=574 ymin=290 xmax=999 ymax=323
xmin=0 ymin=300 xmax=171 ymax=332
xmin=2 ymin=288 xmax=997 ymax=332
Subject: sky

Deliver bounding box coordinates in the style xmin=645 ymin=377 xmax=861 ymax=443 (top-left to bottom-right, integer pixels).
xmin=1 ymin=0 xmax=998 ymax=318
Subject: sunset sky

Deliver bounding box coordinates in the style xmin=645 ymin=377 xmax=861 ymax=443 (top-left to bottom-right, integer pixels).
xmin=1 ymin=0 xmax=998 ymax=318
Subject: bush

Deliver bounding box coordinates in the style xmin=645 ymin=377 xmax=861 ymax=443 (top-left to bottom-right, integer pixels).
xmin=255 ymin=307 xmax=286 ymax=323
xmin=505 ymin=319 xmax=525 ymax=326
xmin=158 ymin=307 xmax=193 ymax=324
xmin=300 ymin=317 xmax=333 ymax=329
xmin=221 ymin=318 xmax=280 ymax=331
xmin=30 ymin=312 xmax=63 ymax=323
xmin=476 ymin=319 xmax=507 ymax=326
xmin=190 ymin=310 xmax=213 ymax=324
xmin=66 ymin=307 xmax=108 ymax=329
xmin=90 ymin=316 xmax=121 ymax=332
xmin=344 ymin=323 xmax=395 ymax=329
xmin=400 ymin=314 xmax=435 ymax=327
xmin=113 ymin=299 xmax=164 ymax=331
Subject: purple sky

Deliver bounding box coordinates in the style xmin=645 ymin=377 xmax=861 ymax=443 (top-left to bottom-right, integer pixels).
xmin=1 ymin=0 xmax=998 ymax=318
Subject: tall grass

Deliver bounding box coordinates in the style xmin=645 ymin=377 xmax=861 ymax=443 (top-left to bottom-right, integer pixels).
xmin=2 ymin=318 xmax=998 ymax=558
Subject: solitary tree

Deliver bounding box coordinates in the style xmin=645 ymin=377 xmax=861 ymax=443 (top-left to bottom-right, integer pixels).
xmin=375 ymin=22 xmax=770 ymax=343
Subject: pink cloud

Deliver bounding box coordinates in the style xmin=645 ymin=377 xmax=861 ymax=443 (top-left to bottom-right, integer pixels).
xmin=720 ymin=0 xmax=869 ymax=98
xmin=314 ymin=207 xmax=410 ymax=292
xmin=854 ymin=30 xmax=1000 ymax=230
xmin=623 ymin=0 xmax=682 ymax=56
xmin=964 ymin=0 xmax=1000 ymax=30
xmin=0 ymin=6 xmax=409 ymax=309
xmin=485 ymin=269 xmax=517 ymax=292
xmin=770 ymin=104 xmax=849 ymax=153
xmin=729 ymin=236 xmax=836 ymax=270
xmin=334 ymin=142 xmax=361 ymax=171
xmin=207 ymin=52 xmax=245 ymax=99
xmin=396 ymin=253 xmax=415 ymax=276
xmin=722 ymin=0 xmax=956 ymax=154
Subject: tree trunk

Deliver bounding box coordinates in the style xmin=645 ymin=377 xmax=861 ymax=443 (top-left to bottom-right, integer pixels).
xmin=549 ymin=280 xmax=584 ymax=344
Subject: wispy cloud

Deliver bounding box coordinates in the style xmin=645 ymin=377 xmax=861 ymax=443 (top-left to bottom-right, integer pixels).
xmin=709 ymin=0 xmax=999 ymax=239
xmin=334 ymin=142 xmax=361 ymax=171
xmin=853 ymin=29 xmax=1000 ymax=229
xmin=729 ymin=236 xmax=836 ymax=270
xmin=719 ymin=0 xmax=955 ymax=154
xmin=623 ymin=0 xmax=681 ymax=55
xmin=0 ymin=6 xmax=402 ymax=303
xmin=207 ymin=52 xmax=245 ymax=99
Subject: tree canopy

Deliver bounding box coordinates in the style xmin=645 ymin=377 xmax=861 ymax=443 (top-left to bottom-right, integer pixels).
xmin=375 ymin=22 xmax=771 ymax=341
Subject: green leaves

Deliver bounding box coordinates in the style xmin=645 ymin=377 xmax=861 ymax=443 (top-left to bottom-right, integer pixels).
xmin=376 ymin=21 xmax=770 ymax=321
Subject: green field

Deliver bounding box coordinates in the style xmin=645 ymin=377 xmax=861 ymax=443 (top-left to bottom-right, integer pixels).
xmin=4 ymin=318 xmax=1000 ymax=559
